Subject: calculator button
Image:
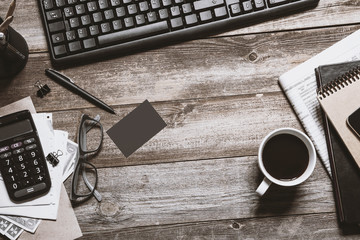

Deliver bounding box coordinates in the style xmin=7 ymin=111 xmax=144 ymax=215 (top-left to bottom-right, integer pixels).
xmin=26 ymin=150 xmax=39 ymax=159
xmin=4 ymin=174 xmax=18 ymax=183
xmin=24 ymin=138 xmax=35 ymax=145
xmin=13 ymin=148 xmax=24 ymax=155
xmin=20 ymin=170 xmax=31 ymax=179
xmin=20 ymin=178 xmax=35 ymax=188
xmin=34 ymin=174 xmax=46 ymax=183
xmin=30 ymin=158 xmax=41 ymax=167
xmin=25 ymin=144 xmax=37 ymax=151
xmin=15 ymin=162 xmax=28 ymax=171
xmin=15 ymin=154 xmax=25 ymax=162
xmin=11 ymin=142 xmax=23 ymax=149
xmin=0 ymin=146 xmax=10 ymax=153
xmin=0 ymin=158 xmax=12 ymax=167
xmin=4 ymin=166 xmax=15 ymax=175
xmin=31 ymin=166 xmax=43 ymax=175
xmin=0 ymin=152 xmax=11 ymax=159
xmin=14 ymin=183 xmax=47 ymax=198
xmin=11 ymin=182 xmax=19 ymax=190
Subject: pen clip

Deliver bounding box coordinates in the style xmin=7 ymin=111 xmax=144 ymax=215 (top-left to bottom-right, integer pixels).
xmin=49 ymin=69 xmax=75 ymax=83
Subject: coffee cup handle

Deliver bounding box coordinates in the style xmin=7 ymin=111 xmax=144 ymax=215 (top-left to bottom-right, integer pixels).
xmin=256 ymin=177 xmax=272 ymax=196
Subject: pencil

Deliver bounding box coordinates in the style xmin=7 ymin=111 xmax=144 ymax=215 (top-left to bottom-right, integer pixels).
xmin=5 ymin=0 xmax=16 ymax=19
xmin=0 ymin=16 xmax=14 ymax=33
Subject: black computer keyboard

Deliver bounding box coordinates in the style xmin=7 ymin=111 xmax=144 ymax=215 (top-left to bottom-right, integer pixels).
xmin=38 ymin=0 xmax=319 ymax=66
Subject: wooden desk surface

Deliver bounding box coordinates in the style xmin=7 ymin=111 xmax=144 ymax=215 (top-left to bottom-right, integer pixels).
xmin=1 ymin=0 xmax=360 ymax=239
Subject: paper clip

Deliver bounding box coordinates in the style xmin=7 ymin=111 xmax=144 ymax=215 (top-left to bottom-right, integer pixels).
xmin=46 ymin=150 xmax=63 ymax=167
xmin=34 ymin=80 xmax=51 ymax=98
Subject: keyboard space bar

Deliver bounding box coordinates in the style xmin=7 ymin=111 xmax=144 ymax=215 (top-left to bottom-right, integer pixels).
xmin=98 ymin=21 xmax=169 ymax=46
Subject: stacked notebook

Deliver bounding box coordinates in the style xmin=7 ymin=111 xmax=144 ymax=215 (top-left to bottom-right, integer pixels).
xmin=315 ymin=60 xmax=360 ymax=226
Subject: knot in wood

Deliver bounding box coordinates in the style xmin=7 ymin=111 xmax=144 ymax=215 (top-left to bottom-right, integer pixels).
xmin=248 ymin=52 xmax=258 ymax=62
xmin=99 ymin=201 xmax=119 ymax=217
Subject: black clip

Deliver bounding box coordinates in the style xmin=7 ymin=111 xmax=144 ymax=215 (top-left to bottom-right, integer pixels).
xmin=34 ymin=81 xmax=51 ymax=98
xmin=46 ymin=150 xmax=63 ymax=167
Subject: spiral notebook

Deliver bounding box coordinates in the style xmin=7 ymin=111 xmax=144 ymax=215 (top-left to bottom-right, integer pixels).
xmin=317 ymin=65 xmax=360 ymax=169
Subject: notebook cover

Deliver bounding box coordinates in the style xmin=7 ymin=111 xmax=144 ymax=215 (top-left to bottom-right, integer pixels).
xmin=316 ymin=60 xmax=360 ymax=225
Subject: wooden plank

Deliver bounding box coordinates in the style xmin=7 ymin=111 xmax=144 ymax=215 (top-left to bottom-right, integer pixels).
xmin=65 ymin=156 xmax=334 ymax=232
xmin=80 ymin=213 xmax=356 ymax=240
xmin=43 ymin=92 xmax=301 ymax=167
xmin=1 ymin=25 xmax=358 ymax=113
xmin=10 ymin=0 xmax=360 ymax=52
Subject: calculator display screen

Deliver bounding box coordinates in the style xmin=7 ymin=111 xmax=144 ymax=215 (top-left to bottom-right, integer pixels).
xmin=0 ymin=119 xmax=33 ymax=142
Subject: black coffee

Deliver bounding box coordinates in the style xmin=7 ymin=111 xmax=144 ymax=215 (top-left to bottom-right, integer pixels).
xmin=262 ymin=133 xmax=309 ymax=181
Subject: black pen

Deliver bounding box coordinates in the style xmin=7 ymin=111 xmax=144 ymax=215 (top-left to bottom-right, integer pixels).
xmin=45 ymin=68 xmax=115 ymax=114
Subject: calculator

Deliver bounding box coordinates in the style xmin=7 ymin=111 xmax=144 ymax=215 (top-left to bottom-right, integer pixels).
xmin=0 ymin=110 xmax=51 ymax=202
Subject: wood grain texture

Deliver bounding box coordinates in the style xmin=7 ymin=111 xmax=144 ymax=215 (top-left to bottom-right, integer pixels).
xmin=79 ymin=213 xmax=358 ymax=240
xmin=63 ymin=155 xmax=334 ymax=232
xmin=1 ymin=26 xmax=359 ymax=113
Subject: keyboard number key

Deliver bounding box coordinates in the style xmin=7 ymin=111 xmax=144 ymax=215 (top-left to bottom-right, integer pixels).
xmin=12 ymin=183 xmax=18 ymax=190
xmin=64 ymin=7 xmax=75 ymax=17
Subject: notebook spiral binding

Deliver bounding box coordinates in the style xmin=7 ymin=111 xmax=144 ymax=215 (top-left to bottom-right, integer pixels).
xmin=318 ymin=66 xmax=360 ymax=100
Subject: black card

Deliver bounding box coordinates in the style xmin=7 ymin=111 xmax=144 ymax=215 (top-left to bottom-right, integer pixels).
xmin=106 ymin=100 xmax=167 ymax=158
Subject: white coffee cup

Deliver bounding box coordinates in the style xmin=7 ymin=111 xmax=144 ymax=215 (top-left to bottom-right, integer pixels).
xmin=256 ymin=128 xmax=316 ymax=196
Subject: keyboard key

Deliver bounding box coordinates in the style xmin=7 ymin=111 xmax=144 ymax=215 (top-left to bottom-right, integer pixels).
xmin=101 ymin=22 xmax=112 ymax=33
xmin=112 ymin=20 xmax=122 ymax=30
xmin=99 ymin=0 xmax=109 ymax=9
xmin=147 ymin=12 xmax=157 ymax=22
xmin=13 ymin=148 xmax=24 ymax=155
xmin=242 ymin=1 xmax=253 ymax=12
xmin=135 ymin=15 xmax=146 ymax=25
xmin=48 ymin=21 xmax=65 ymax=32
xmin=170 ymin=6 xmax=181 ymax=17
xmin=124 ymin=17 xmax=135 ymax=28
xmin=66 ymin=30 xmax=76 ymax=41
xmin=162 ymin=0 xmax=172 ymax=7
xmin=89 ymin=25 xmax=100 ymax=35
xmin=54 ymin=45 xmax=67 ymax=56
xmin=139 ymin=1 xmax=149 ymax=12
xmin=254 ymin=0 xmax=265 ymax=9
xmin=150 ymin=0 xmax=161 ymax=9
xmin=81 ymin=15 xmax=92 ymax=25
xmin=55 ymin=0 xmax=66 ymax=7
xmin=75 ymin=4 xmax=86 ymax=14
xmin=98 ymin=21 xmax=168 ymax=45
xmin=64 ymin=7 xmax=75 ymax=17
xmin=123 ymin=0 xmax=133 ymax=3
xmin=185 ymin=14 xmax=198 ymax=25
xmin=158 ymin=9 xmax=169 ymax=19
xmin=268 ymin=0 xmax=289 ymax=6
xmin=230 ymin=3 xmax=241 ymax=16
xmin=199 ymin=10 xmax=213 ymax=22
xmin=43 ymin=0 xmax=54 ymax=10
xmin=11 ymin=142 xmax=22 ymax=149
xmin=70 ymin=17 xmax=80 ymax=28
xmin=93 ymin=12 xmax=103 ymax=22
xmin=78 ymin=28 xmax=88 ymax=38
xmin=0 ymin=146 xmax=10 ymax=153
xmin=69 ymin=41 xmax=82 ymax=52
xmin=111 ymin=0 xmax=121 ymax=6
xmin=214 ymin=6 xmax=228 ymax=18
xmin=25 ymin=144 xmax=37 ymax=151
xmin=128 ymin=4 xmax=138 ymax=15
xmin=182 ymin=3 xmax=192 ymax=14
xmin=0 ymin=152 xmax=11 ymax=159
xmin=68 ymin=0 xmax=77 ymax=4
xmin=46 ymin=9 xmax=62 ymax=21
xmin=24 ymin=138 xmax=35 ymax=145
xmin=83 ymin=38 xmax=96 ymax=49
xmin=116 ymin=7 xmax=126 ymax=17
xmin=104 ymin=9 xmax=115 ymax=20
xmin=87 ymin=1 xmax=98 ymax=11
xmin=170 ymin=17 xmax=183 ymax=29
xmin=193 ymin=0 xmax=224 ymax=11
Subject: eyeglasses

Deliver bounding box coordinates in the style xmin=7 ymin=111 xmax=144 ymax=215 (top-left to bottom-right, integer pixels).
xmin=70 ymin=114 xmax=103 ymax=204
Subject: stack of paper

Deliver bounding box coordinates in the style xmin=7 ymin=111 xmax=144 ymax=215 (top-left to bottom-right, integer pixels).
xmin=0 ymin=97 xmax=82 ymax=240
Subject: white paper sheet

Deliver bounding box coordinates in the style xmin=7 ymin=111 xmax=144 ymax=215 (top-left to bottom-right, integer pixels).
xmin=279 ymin=29 xmax=360 ymax=178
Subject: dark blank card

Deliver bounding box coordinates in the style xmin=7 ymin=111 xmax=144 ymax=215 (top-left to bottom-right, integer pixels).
xmin=106 ymin=100 xmax=167 ymax=158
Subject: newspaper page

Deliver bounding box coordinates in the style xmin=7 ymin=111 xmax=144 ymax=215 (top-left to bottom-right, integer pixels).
xmin=279 ymin=29 xmax=360 ymax=178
